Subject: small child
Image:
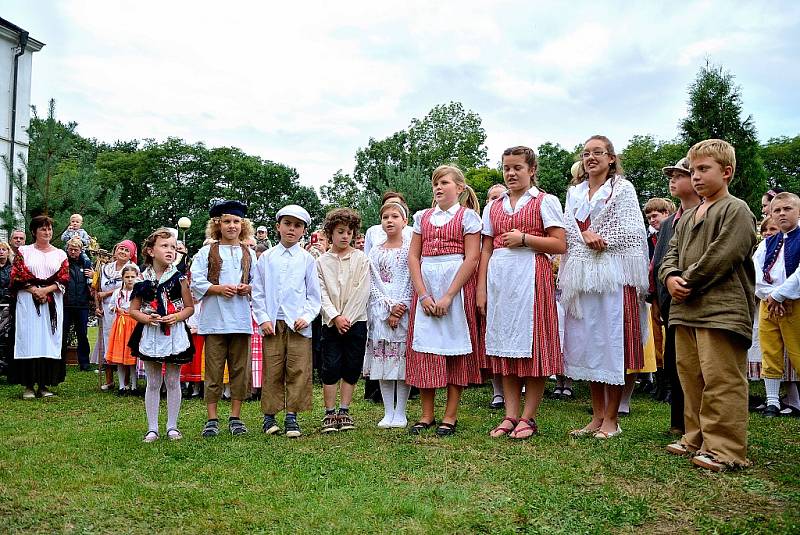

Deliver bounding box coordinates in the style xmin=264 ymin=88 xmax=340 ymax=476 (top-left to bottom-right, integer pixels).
xmin=660 ymin=139 xmax=757 ymax=471
xmin=129 ymin=228 xmax=195 ymax=443
xmin=190 ymin=200 xmax=257 ymax=438
xmin=317 ymin=208 xmax=370 ymax=432
xmin=61 ymin=214 xmax=91 ymax=265
xmin=406 ymin=165 xmax=484 ymax=437
xmin=252 ymin=205 xmax=321 ymax=438
xmin=364 ymin=201 xmax=413 ymax=428
xmin=754 ymin=192 xmax=800 ymax=416
xmin=105 ymin=265 xmax=141 ymax=395
xmin=354 ymin=232 xmax=365 ymax=251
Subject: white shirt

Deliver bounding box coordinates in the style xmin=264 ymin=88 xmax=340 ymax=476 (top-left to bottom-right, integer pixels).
xmin=190 ymin=244 xmax=257 ymax=335
xmin=754 ymin=230 xmax=800 ymax=302
xmin=317 ymin=248 xmax=371 ymax=326
xmin=412 ymin=204 xmax=482 ymax=235
xmin=481 ymin=186 xmax=564 ymax=237
xmin=568 ymin=178 xmax=616 ymax=222
xmin=364 ymin=224 xmax=413 ymax=255
xmin=251 ymin=242 xmax=321 ymax=338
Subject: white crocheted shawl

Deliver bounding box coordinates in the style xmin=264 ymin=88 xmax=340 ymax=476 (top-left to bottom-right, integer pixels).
xmin=558 ymin=176 xmax=649 ymax=318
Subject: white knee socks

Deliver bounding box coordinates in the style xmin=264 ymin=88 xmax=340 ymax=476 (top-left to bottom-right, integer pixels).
xmin=377 ymin=380 xmax=411 ymax=428
xmin=378 ymin=380 xmax=395 ymax=428
xmin=392 ymin=381 xmax=410 ymax=428
xmin=144 ymin=362 xmax=183 ymax=433
xmin=164 ymin=365 xmax=182 ymax=431
xmin=117 ymin=365 xmax=127 ymax=389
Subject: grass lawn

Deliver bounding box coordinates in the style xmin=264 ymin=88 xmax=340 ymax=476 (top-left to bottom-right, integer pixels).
xmin=0 ymin=327 xmax=798 ymax=533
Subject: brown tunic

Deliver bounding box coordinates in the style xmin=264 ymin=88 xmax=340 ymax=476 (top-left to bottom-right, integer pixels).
xmin=659 ymin=194 xmax=757 ymax=342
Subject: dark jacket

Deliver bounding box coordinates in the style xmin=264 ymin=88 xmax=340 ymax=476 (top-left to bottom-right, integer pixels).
xmin=0 ymin=262 xmax=10 ymax=302
xmin=65 ymin=256 xmax=92 ymax=308
xmin=651 ymin=213 xmax=677 ymax=322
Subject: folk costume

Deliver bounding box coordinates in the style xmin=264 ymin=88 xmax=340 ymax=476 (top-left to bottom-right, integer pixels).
xmin=482 ymin=187 xmax=564 ymax=377
xmin=405 ymin=205 xmax=484 ymax=389
xmin=559 ymin=176 xmax=649 ymax=386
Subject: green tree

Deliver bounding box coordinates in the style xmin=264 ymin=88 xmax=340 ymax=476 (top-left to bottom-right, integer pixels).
xmin=320 ymin=170 xmax=362 ymax=209
xmin=680 ymin=63 xmax=767 ymax=213
xmin=465 ymin=167 xmax=503 ymax=208
xmin=620 ymin=136 xmax=689 ymax=205
xmin=761 ymin=136 xmax=800 ymax=194
xmin=537 ymin=142 xmax=575 ymax=205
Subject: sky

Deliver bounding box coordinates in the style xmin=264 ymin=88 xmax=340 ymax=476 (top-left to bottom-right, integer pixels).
xmin=2 ymin=0 xmax=799 ymax=190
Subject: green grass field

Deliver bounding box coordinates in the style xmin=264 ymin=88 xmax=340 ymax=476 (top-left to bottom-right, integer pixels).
xmin=0 ymin=328 xmax=798 ymax=533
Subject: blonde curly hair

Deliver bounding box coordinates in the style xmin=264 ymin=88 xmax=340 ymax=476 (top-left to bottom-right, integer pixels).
xmin=204 ymin=216 xmax=254 ymax=242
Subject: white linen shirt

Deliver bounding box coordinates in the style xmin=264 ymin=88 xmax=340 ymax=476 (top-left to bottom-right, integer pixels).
xmin=317 ymin=248 xmax=371 ymax=326
xmin=190 ymin=244 xmax=257 ymax=334
xmin=412 ymin=204 xmax=482 ymax=236
xmin=753 ymin=231 xmax=800 ymax=302
xmin=251 ymin=242 xmax=321 ymax=338
xmin=364 ymin=224 xmax=414 ymax=255
xmin=481 ymin=186 xmax=564 ymax=237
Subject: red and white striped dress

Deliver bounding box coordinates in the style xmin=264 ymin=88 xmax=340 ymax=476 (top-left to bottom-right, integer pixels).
xmin=250 ymin=317 xmax=263 ymax=388
xmin=406 ymin=206 xmax=484 ymax=389
xmin=486 ymin=191 xmax=563 ymax=377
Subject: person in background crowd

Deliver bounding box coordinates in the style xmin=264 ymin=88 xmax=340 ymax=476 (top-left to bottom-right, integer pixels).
xmin=354 ymin=232 xmax=365 ymax=251
xmin=0 ymin=241 xmax=13 ymax=302
xmin=10 ymin=229 xmax=25 ymax=252
xmin=9 ymin=215 xmax=69 ymax=399
xmin=63 ymin=238 xmax=94 ymax=371
xmin=255 ymin=225 xmax=273 ymax=249
xmin=105 ymin=265 xmax=140 ymax=394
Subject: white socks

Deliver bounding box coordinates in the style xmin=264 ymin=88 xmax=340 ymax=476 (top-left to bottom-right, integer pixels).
xmin=377 ymin=380 xmax=411 ymax=428
xmin=492 ymin=376 xmax=504 ymax=398
xmin=764 ymin=378 xmax=781 ymax=408
xmin=144 ymin=362 xmax=183 ymax=433
xmin=117 ymin=365 xmax=127 ymax=389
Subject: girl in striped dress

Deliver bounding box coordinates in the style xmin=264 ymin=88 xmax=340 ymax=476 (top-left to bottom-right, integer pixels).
xmin=406 ymin=165 xmax=483 ymax=437
xmin=477 ymin=146 xmax=566 ymax=439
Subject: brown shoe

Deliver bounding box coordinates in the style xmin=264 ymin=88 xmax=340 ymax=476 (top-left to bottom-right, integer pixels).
xmin=338 ymin=412 xmax=355 ymax=431
xmin=321 ymin=413 xmax=339 ymax=433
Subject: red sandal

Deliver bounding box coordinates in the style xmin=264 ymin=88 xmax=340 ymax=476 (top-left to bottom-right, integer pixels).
xmin=510 ymin=418 xmax=538 ymax=440
xmin=490 ymin=417 xmax=518 ymax=438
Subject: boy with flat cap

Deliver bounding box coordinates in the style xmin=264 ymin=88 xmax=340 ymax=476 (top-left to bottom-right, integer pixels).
xmin=252 ymin=204 xmax=321 ymax=437
xmin=191 ymin=200 xmax=258 ymax=437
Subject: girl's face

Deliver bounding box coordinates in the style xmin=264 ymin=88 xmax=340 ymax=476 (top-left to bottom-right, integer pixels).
xmin=219 ymin=214 xmax=243 ymax=242
xmin=762 ymin=223 xmax=780 ymax=238
xmin=487 ymin=186 xmax=506 ymax=202
xmin=147 ymin=236 xmax=177 ymax=267
xmin=115 ymin=245 xmax=131 ymax=263
xmin=381 ymin=207 xmax=407 ymax=237
xmin=122 ymin=271 xmax=138 ymax=289
xmin=581 ymin=139 xmax=614 ymax=178
xmin=0 ymin=247 xmax=8 ymax=261
xmin=762 ymin=194 xmax=772 ymax=217
xmin=35 ymin=224 xmax=53 ymax=244
xmin=433 ymin=173 xmax=463 ymax=208
xmin=502 ymin=154 xmax=535 ymax=193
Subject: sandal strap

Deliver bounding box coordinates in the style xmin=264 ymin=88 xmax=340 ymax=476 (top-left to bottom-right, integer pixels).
xmin=491 ymin=417 xmax=518 ymax=433
xmin=411 ymin=420 xmax=436 ymax=429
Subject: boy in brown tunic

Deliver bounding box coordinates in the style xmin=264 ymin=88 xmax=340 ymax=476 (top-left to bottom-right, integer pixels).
xmin=659 ymin=139 xmax=757 ymax=471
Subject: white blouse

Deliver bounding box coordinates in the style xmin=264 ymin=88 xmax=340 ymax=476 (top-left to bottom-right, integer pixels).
xmin=481 ymin=187 xmax=564 ymax=237
xmin=567 ymin=178 xmax=616 ymax=222
xmin=412 ymin=204 xmax=482 ymax=235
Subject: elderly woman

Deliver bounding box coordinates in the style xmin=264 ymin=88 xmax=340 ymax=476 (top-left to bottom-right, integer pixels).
xmin=91 ymin=239 xmax=137 ymax=390
xmin=9 ymin=215 xmax=69 ymax=399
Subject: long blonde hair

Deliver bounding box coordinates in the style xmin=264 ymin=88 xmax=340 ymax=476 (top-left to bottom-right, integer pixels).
xmin=430 ymin=164 xmax=480 ymax=213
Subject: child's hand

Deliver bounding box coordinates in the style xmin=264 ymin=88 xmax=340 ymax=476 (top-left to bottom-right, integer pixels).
xmin=160 ymin=314 xmax=178 ymax=326
xmin=95 ymin=306 xmax=103 ymax=316
xmin=500 ymin=229 xmax=525 ymax=248
xmin=581 ymin=230 xmax=607 ymax=251
xmin=433 ymin=294 xmax=453 ymax=317
xmin=218 ymin=284 xmax=237 ymax=298
xmin=766 ymin=296 xmax=786 ymax=318
xmin=294 ymin=318 xmax=309 ymax=331
xmin=666 ymin=276 xmax=691 ymax=303
xmin=476 ymin=287 xmax=487 ymax=316
xmin=388 ymin=315 xmax=400 ymax=329
xmin=260 ymin=321 xmax=275 ymax=336
xmin=390 ymin=303 xmax=406 ymax=318
xmin=420 ymin=296 xmax=436 ymax=316
xmin=333 ymin=315 xmax=350 ymax=334
xmin=236 ymin=284 xmax=251 ymax=296
xmin=148 ymin=313 xmax=162 ymax=327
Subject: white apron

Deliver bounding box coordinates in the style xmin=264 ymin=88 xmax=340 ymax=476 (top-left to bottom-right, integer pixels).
xmin=485 ymin=247 xmax=536 ymax=358
xmin=14 ymin=291 xmax=64 ymax=360
xmin=411 ymin=254 xmax=472 ymax=355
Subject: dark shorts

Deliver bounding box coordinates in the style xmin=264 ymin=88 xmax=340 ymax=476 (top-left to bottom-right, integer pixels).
xmin=321 ymin=321 xmax=367 ymax=385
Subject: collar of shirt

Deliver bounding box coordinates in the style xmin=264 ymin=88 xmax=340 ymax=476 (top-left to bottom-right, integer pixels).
xmin=433 ymin=203 xmax=461 ymax=217
xmin=276 ymin=242 xmax=301 ymax=256
xmin=498 ymin=186 xmax=540 ymax=213
xmin=324 ymin=248 xmax=356 ymax=261
xmin=784 ymin=226 xmax=800 ymax=240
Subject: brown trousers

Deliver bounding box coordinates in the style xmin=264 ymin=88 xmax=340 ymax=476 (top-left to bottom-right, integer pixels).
xmin=260 ymin=320 xmax=313 ymax=415
xmin=675 ymin=325 xmax=749 ymax=466
xmin=204 ymin=334 xmax=252 ymax=403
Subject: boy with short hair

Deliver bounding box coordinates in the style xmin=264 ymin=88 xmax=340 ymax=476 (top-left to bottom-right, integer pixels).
xmin=651 ymin=157 xmax=702 ymax=434
xmin=659 ymin=139 xmax=757 ymax=471
xmin=754 ymin=192 xmax=800 ymax=416
xmin=644 ymin=198 xmax=676 ymax=257
xmin=316 ymin=208 xmax=370 ymax=432
xmin=190 ymin=200 xmax=257 ymax=437
xmin=252 ymin=204 xmax=321 ymax=438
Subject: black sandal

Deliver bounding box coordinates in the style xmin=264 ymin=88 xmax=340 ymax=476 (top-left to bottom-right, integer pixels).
xmin=202 ymin=419 xmax=220 ymax=438
xmin=436 ymin=421 xmax=457 ymax=437
xmin=229 ymin=417 xmax=248 ymax=436
xmin=408 ymin=419 xmax=437 ymax=435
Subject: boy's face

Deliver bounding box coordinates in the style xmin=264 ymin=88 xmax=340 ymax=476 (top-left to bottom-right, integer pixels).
xmin=330 ymin=224 xmax=354 ymax=251
xmin=762 ymin=223 xmax=780 ymax=238
xmin=668 ymin=171 xmax=694 ymax=200
xmin=646 ymin=210 xmax=669 ymax=231
xmin=70 ymin=216 xmax=82 ymax=229
xmin=771 ymin=199 xmax=800 ymax=233
xmin=277 ymin=216 xmax=306 ymax=246
xmin=257 ymin=230 xmax=267 ymax=239
xmin=689 ymin=156 xmax=732 ymax=200
xmin=354 ymin=235 xmax=365 ymax=250
xmin=219 ymin=214 xmax=242 ymax=243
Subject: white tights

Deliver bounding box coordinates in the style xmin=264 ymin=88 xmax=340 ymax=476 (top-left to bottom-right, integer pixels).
xmin=144 ymin=362 xmax=182 ymax=433
xmin=378 ymin=380 xmax=411 ymax=426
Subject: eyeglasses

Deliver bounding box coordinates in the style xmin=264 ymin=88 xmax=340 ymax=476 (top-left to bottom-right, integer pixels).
xmin=581 ymin=150 xmax=609 ymax=159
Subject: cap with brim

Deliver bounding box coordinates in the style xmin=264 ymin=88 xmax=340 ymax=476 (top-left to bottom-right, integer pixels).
xmin=210 ymin=200 xmax=248 ymax=218
xmin=276 ymin=204 xmax=311 ymax=227
xmin=256 ymin=225 xmax=268 ymax=232
xmin=662 ymin=157 xmax=690 ymax=178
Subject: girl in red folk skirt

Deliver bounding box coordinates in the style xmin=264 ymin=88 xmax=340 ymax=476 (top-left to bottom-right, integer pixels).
xmin=406 ymin=165 xmax=483 ymax=437
xmin=477 ymin=146 xmax=567 ymax=439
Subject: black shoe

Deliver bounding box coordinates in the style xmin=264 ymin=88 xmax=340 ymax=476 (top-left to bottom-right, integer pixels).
xmin=262 ymin=414 xmax=280 ymax=435
xmin=284 ymin=416 xmax=302 ymax=438
xmin=762 ymin=405 xmax=781 ymax=418
xmin=488 ymin=394 xmax=505 ymax=410
xmin=229 ymin=417 xmax=248 ymax=436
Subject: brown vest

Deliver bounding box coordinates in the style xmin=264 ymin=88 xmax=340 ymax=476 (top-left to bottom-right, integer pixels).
xmin=207 ymin=242 xmax=252 ymax=285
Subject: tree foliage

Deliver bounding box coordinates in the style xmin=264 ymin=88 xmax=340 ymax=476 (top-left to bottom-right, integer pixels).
xmin=537 ymin=142 xmax=576 ymax=205
xmin=621 ymin=135 xmax=688 ymax=205
xmin=680 ymin=63 xmax=767 ymax=213
xmin=760 ymin=135 xmax=800 ymax=194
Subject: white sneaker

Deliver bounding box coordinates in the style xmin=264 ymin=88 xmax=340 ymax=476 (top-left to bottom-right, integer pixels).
xmin=377 ymin=413 xmax=394 ymax=429
xmin=390 ymin=414 xmax=408 ymax=428
xmin=22 ymin=388 xmax=35 ymax=399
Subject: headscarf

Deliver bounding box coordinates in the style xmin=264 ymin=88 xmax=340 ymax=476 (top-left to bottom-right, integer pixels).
xmin=116 ymin=239 xmax=138 ymax=265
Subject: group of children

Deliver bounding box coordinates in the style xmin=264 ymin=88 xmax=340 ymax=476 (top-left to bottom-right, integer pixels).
xmin=96 ymin=135 xmax=796 ymax=474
